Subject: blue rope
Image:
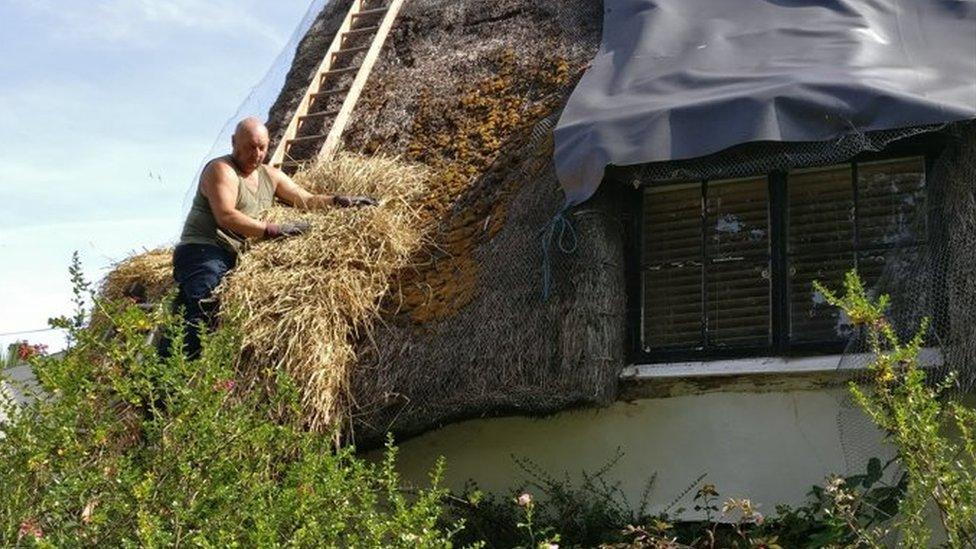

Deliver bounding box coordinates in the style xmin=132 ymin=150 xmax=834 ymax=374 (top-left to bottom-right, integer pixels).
xmin=540 ymin=208 xmax=578 ymax=300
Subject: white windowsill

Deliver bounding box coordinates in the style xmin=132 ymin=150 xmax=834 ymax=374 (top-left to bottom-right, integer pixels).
xmin=622 ymin=348 xmax=943 ymax=381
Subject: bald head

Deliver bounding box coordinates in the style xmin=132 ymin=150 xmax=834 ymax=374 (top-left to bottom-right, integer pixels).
xmin=235 ymin=117 xmax=269 ymax=141
xmin=231 ymin=117 xmax=270 ymax=174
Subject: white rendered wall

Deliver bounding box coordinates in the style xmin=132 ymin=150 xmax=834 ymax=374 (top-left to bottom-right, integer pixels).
xmin=389 ymin=388 xmax=895 ymax=520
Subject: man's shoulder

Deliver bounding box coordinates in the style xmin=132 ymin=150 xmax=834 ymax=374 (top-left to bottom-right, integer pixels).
xmin=205 ymin=156 xmax=234 ymax=171
xmin=202 ymin=157 xmax=238 ymax=182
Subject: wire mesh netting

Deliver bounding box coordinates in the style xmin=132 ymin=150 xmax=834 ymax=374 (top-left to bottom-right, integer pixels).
xmin=626 ymin=121 xmax=976 ymax=489
xmin=835 ymin=122 xmax=976 ymax=480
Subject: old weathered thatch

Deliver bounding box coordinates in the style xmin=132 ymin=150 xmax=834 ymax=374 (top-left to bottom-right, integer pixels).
xmin=269 ymin=0 xmax=621 ymax=444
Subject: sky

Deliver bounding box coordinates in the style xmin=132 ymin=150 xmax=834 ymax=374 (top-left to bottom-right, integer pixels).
xmin=0 ymin=0 xmax=319 ymax=353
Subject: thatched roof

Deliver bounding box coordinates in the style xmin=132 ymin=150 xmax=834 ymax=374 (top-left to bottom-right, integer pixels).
xmin=102 ymin=0 xmax=619 ymax=446
xmin=264 ymin=0 xmax=621 ymax=445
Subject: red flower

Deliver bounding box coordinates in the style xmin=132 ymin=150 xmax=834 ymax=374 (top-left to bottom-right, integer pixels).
xmin=16 ymin=342 xmax=47 ymax=361
xmin=16 ymin=343 xmax=31 ymax=361
xmin=18 ymin=519 xmax=43 ymax=540
xmin=213 ymin=379 xmax=236 ymax=392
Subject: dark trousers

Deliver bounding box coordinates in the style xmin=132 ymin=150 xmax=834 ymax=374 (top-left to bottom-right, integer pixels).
xmin=163 ymin=243 xmax=237 ymax=359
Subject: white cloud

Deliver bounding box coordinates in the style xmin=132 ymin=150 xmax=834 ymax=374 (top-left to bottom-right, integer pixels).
xmin=16 ymin=0 xmax=288 ymax=49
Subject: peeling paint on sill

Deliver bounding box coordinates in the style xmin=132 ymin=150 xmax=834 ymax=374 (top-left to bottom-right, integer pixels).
xmin=618 ymin=348 xmax=943 ymax=400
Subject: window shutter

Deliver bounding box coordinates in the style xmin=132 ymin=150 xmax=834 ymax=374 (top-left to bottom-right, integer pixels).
xmin=706 ymin=178 xmax=771 ymax=347
xmin=636 ymin=154 xmax=930 ymax=361
xmin=642 ymin=184 xmax=703 ymax=350
xmin=857 ymin=157 xmax=927 ymax=274
xmin=856 ymin=157 xmax=927 ymax=288
xmin=788 ymin=165 xmax=855 ymax=343
xmin=857 ymin=157 xmax=927 ymax=248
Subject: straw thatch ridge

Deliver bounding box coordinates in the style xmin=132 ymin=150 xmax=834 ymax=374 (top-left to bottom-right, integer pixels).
xmin=219 ymin=154 xmax=429 ymax=433
xmin=100 ymin=249 xmax=174 ymax=305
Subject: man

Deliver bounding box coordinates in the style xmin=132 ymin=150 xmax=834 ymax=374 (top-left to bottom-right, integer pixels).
xmin=169 ymin=117 xmax=375 ymax=358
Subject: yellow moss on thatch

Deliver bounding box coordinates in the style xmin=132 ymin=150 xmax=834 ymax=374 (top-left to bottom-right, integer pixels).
xmin=393 ymin=49 xmax=574 ymax=322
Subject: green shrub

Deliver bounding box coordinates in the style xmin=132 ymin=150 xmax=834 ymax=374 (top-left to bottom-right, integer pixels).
xmin=815 ymin=271 xmax=976 ymax=547
xmin=446 ymin=450 xmax=648 ymax=548
xmin=0 ymin=253 xmax=466 ymax=547
xmin=447 ymin=452 xmax=909 ymax=548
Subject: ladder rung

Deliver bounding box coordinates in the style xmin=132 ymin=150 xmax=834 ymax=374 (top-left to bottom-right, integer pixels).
xmin=299 ymin=110 xmax=339 ymax=123
xmin=271 ymin=0 xmax=404 ymax=167
xmin=353 ymin=7 xmax=388 ymax=17
xmin=343 ymin=26 xmax=380 ymax=36
xmin=321 ymin=65 xmax=362 ymax=79
xmin=333 ymin=45 xmax=371 ymax=58
xmin=311 ymin=87 xmax=351 ymax=99
xmin=287 ymin=134 xmax=329 ymax=145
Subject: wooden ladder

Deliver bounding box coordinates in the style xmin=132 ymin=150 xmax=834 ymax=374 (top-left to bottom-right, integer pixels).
xmin=269 ymin=0 xmax=407 ymax=174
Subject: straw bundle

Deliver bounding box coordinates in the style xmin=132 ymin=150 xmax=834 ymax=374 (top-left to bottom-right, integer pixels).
xmin=100 ymin=248 xmax=174 ymax=303
xmin=218 ymin=153 xmax=428 ymax=433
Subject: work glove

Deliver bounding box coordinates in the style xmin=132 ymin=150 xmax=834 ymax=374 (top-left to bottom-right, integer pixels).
xmin=264 ymin=221 xmax=310 ymax=239
xmin=333 ymin=195 xmax=378 ymax=208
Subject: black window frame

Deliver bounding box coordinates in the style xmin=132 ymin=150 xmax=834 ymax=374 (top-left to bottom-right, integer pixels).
xmin=623 ymin=133 xmax=948 ymax=365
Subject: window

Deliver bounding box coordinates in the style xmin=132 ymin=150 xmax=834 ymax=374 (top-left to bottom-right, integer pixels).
xmin=635 ymin=156 xmax=928 ymax=362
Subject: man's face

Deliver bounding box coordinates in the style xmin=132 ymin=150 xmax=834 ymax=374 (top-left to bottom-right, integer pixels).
xmin=232 ymin=129 xmax=269 ymax=173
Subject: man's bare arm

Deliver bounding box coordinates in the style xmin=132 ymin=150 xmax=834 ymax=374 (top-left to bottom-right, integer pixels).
xmin=266 ymin=166 xmax=336 ymax=209
xmin=202 ymin=161 xmax=270 ymax=238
